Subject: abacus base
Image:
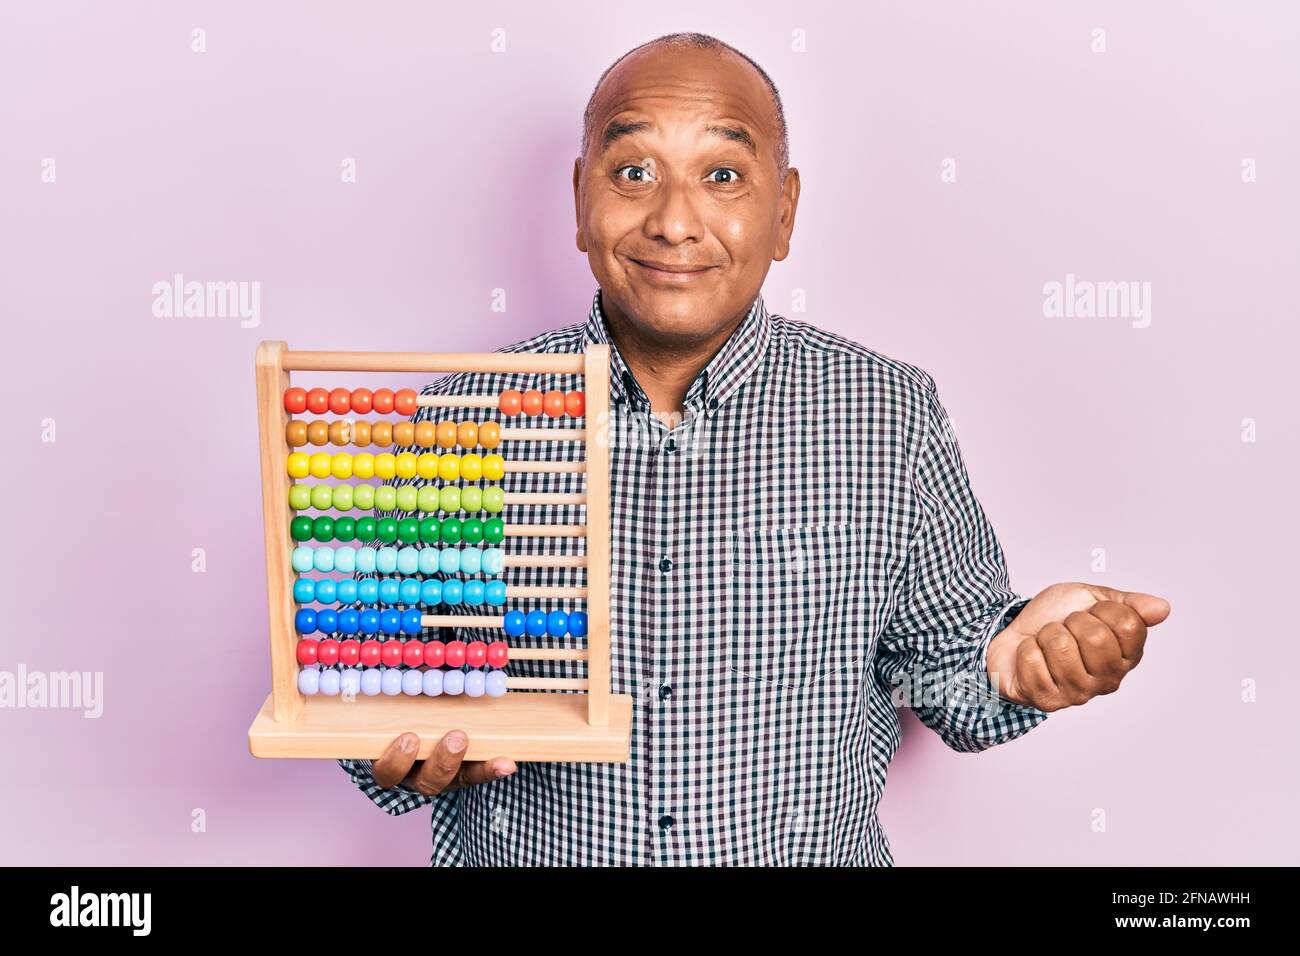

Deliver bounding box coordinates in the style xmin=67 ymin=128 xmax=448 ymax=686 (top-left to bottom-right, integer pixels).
xmin=247 ymin=691 xmax=633 ymax=762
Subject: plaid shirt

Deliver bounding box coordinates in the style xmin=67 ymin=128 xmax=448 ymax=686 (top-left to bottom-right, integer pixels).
xmin=338 ymin=287 xmax=1049 ymax=865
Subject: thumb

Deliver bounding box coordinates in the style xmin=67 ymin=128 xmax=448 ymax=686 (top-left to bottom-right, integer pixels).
xmin=1086 ymin=585 xmax=1171 ymax=627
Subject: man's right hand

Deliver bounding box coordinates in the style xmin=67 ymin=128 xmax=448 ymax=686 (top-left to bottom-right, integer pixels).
xmin=372 ymin=730 xmax=516 ymax=795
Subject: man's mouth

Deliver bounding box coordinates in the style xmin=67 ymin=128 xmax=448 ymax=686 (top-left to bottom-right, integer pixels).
xmin=629 ymin=258 xmax=718 ymax=283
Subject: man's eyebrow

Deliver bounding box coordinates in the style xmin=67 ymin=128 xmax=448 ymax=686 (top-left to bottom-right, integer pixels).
xmin=601 ymin=119 xmax=758 ymax=157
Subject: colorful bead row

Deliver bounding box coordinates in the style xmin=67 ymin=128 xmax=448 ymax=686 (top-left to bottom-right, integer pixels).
xmin=498 ymin=389 xmax=584 ymax=418
xmin=291 ymin=541 xmax=507 ymax=575
xmin=286 ymin=419 xmax=502 ymax=451
xmin=294 ymin=605 xmax=587 ymax=639
xmin=297 ymin=665 xmax=507 ymax=698
xmin=285 ymin=387 xmax=420 ymax=417
xmin=288 ymin=483 xmax=506 ymax=515
xmin=286 ymin=451 xmax=506 ymax=482
xmin=292 ymin=514 xmax=506 ymax=545
xmin=295 ymin=572 xmax=512 ymax=605
xmin=296 ymin=580 xmax=508 ymax=618
xmin=297 ymin=637 xmax=510 ymax=669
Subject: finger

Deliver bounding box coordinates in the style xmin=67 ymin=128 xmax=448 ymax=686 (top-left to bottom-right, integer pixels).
xmin=1036 ymin=621 xmax=1095 ymax=706
xmin=1014 ymin=632 xmax=1069 ymax=711
xmin=1087 ymin=600 xmax=1147 ymax=666
xmin=373 ymin=732 xmax=421 ymax=790
xmin=1083 ymin=585 xmax=1171 ymax=627
xmin=407 ymin=729 xmax=470 ymax=795
xmin=456 ymin=757 xmax=519 ymax=788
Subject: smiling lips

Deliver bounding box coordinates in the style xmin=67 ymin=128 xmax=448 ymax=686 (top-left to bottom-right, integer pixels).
xmin=630 ymin=258 xmax=718 ymax=283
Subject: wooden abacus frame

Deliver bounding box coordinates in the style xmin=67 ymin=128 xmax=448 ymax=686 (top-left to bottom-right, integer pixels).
xmin=247 ymin=342 xmax=633 ymax=762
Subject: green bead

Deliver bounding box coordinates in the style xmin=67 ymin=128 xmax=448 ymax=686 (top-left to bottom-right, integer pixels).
xmin=288 ymin=484 xmax=312 ymax=511
xmin=374 ymin=486 xmax=397 ymax=511
xmin=397 ymin=518 xmax=420 ymax=544
xmin=460 ymin=487 xmax=483 ymax=512
xmin=462 ymin=518 xmax=484 ymax=545
xmin=332 ymin=484 xmax=354 ymax=512
xmin=353 ymin=485 xmax=376 ymax=510
xmin=290 ymin=516 xmax=314 ymax=542
xmin=439 ymin=486 xmax=461 ymax=513
xmin=484 ymin=517 xmax=505 ymax=544
xmin=355 ymin=516 xmax=377 ymax=541
xmin=439 ymin=517 xmax=462 ymax=544
xmin=419 ymin=517 xmax=441 ymax=543
xmin=334 ymin=516 xmax=356 ymax=542
xmin=312 ymin=516 xmax=335 ymax=543
xmin=396 ymin=485 xmax=418 ymax=512
xmin=417 ymin=485 xmax=440 ymax=513
xmin=482 ymin=486 xmax=505 ymax=514
xmin=311 ymin=484 xmax=334 ymax=511
xmin=376 ymin=517 xmax=398 ymax=543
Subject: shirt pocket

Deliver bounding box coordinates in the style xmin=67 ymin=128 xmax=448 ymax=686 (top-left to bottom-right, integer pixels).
xmin=726 ymin=524 xmax=870 ymax=690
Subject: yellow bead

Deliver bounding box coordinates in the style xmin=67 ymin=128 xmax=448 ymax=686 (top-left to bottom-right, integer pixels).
xmin=395 ymin=452 xmax=418 ymax=480
xmin=374 ymin=453 xmax=397 ymax=480
xmin=287 ymin=452 xmax=310 ymax=479
xmin=417 ymin=453 xmax=440 ymax=480
xmin=309 ymin=452 xmax=332 ymax=479
xmin=438 ymin=453 xmax=460 ymax=482
xmin=331 ymin=452 xmax=353 ymax=480
xmin=352 ymin=453 xmax=375 ymax=479
xmin=460 ymin=454 xmax=482 ymax=482
xmin=482 ymin=454 xmax=505 ymax=481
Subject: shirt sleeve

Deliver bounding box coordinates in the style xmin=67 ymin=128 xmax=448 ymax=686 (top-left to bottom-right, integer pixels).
xmin=874 ymin=376 xmax=1049 ymax=753
xmin=336 ymin=758 xmax=450 ymax=816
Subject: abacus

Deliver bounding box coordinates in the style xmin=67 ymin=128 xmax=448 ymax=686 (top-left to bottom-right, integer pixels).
xmin=247 ymin=342 xmax=633 ymax=762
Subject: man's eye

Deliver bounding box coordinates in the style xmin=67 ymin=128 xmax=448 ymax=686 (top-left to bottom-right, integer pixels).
xmin=709 ymin=168 xmax=741 ymax=184
xmin=616 ymin=165 xmax=655 ymax=183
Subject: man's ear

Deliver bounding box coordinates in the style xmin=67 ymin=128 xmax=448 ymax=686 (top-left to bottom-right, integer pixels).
xmin=572 ymin=158 xmax=588 ymax=252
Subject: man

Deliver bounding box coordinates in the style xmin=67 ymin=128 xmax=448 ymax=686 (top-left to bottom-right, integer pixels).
xmin=338 ymin=32 xmax=1171 ymax=865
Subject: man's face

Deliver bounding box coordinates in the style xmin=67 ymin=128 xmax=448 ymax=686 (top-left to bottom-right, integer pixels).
xmin=574 ymin=46 xmax=799 ymax=347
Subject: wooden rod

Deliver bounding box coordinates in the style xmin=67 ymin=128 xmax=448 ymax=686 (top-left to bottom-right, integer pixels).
xmin=499 ymin=427 xmax=586 ymax=442
xmin=508 ymin=586 xmax=588 ymax=600
xmin=509 ymin=648 xmax=588 ymax=661
xmin=507 ymin=677 xmax=589 ymax=691
xmin=282 ymin=351 xmax=585 ymax=375
xmin=506 ymin=492 xmax=586 ymax=506
xmin=416 ymin=395 xmax=498 ymax=409
xmin=504 ymin=460 xmax=585 ymax=474
xmin=422 ymin=615 xmax=502 ymax=628
xmin=584 ymin=344 xmax=612 ymax=727
xmin=505 ymin=524 xmax=586 ymax=538
xmin=503 ymin=554 xmax=586 ymax=568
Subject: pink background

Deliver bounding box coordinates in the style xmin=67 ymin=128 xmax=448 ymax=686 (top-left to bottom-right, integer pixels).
xmin=1 ymin=0 xmax=1296 ymax=865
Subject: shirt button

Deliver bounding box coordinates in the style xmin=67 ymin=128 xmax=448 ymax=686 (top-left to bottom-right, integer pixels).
xmin=658 ymin=684 xmax=673 ymax=701
xmin=658 ymin=814 xmax=674 ymax=831
xmin=658 ymin=556 xmax=674 ymax=574
xmin=708 ymin=398 xmax=719 ymax=411
xmin=664 ymin=437 xmax=677 ymax=454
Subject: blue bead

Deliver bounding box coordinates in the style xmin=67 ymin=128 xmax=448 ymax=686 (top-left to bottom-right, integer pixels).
xmin=314 ymin=579 xmax=336 ymax=604
xmin=442 ymin=580 xmax=463 ymax=605
xmin=399 ymin=579 xmax=422 ymax=606
xmin=463 ymin=580 xmax=485 ymax=606
xmin=381 ymin=669 xmax=403 ymax=696
xmin=503 ymin=609 xmax=526 ymax=637
xmin=313 ymin=547 xmax=335 ymax=572
xmin=315 ymin=608 xmax=338 ymax=635
xmin=443 ymin=670 xmax=465 ymax=696
xmin=356 ymin=547 xmax=377 ymax=574
xmin=379 ymin=608 xmax=402 ymax=635
xmin=418 ymin=548 xmax=439 ymax=575
xmin=359 ymin=608 xmax=380 ymax=635
xmin=526 ymin=610 xmax=548 ymax=637
xmin=420 ymin=579 xmax=442 ymax=606
xmin=378 ymin=579 xmax=400 ymax=605
xmin=464 ymin=670 xmax=486 ymax=697
xmin=376 ymin=548 xmax=398 ymax=574
xmin=485 ymin=671 xmax=508 ymax=698
xmin=293 ymin=578 xmax=316 ymax=603
xmin=318 ymin=669 xmax=341 ymax=696
xmin=397 ymin=547 xmax=419 ymax=575
xmin=461 ymin=548 xmax=482 ymax=575
xmin=422 ymin=669 xmax=443 ymax=696
xmin=402 ymin=670 xmax=424 ymax=696
xmin=294 ymin=608 xmax=317 ymax=635
xmin=481 ymin=548 xmax=505 ymax=576
xmin=568 ymin=610 xmax=588 ymax=637
xmin=439 ymin=549 xmax=460 ymax=574
xmin=297 ymin=668 xmax=320 ymax=695
xmin=357 ymin=579 xmax=379 ymax=605
xmin=401 ymin=608 xmax=423 ymax=635
xmin=335 ymin=579 xmax=358 ymax=604
xmin=291 ymin=547 xmax=314 ymax=574
xmin=337 ymin=608 xmax=359 ymax=636
xmin=485 ymin=580 xmax=507 ymax=606
xmin=547 ymin=610 xmax=568 ymax=638
xmin=334 ymin=548 xmax=356 ymax=573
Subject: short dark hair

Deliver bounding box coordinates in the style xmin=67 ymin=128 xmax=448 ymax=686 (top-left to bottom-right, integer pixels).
xmin=580 ymin=32 xmax=790 ymax=185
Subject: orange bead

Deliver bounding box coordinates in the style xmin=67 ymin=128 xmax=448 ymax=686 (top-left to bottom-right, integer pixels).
xmin=307 ymin=421 xmax=330 ymax=446
xmin=478 ymin=421 xmax=501 ymax=450
xmin=457 ymin=421 xmax=478 ymax=449
xmin=350 ymin=388 xmax=373 ymax=414
xmin=436 ymin=421 xmax=458 ymax=449
xmin=414 ymin=421 xmax=437 ymax=448
xmin=328 ymin=387 xmax=351 ymax=415
xmin=565 ymin=391 xmax=585 ymax=417
xmin=371 ymin=421 xmax=393 ymax=446
xmin=283 ymin=387 xmax=308 ymax=414
xmin=393 ymin=421 xmax=415 ymax=446
xmin=499 ymin=390 xmax=523 ymax=416
xmin=394 ymin=388 xmax=418 ymax=416
xmin=306 ymin=388 xmax=330 ymax=415
xmin=543 ymin=390 xmax=565 ymax=418
xmin=285 ymin=420 xmax=308 ymax=446
xmin=372 ymin=389 xmax=395 ymax=414
xmin=352 ymin=420 xmax=371 ymax=447
xmin=328 ymin=421 xmax=352 ymax=446
xmin=521 ymin=389 xmax=544 ymax=416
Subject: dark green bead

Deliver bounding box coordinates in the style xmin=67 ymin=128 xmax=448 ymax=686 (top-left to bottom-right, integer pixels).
xmin=290 ymin=516 xmax=314 ymax=542
xmin=397 ymin=518 xmax=420 ymax=544
xmin=355 ymin=516 xmax=377 ymax=541
xmin=334 ymin=517 xmax=356 ymax=542
xmin=419 ymin=517 xmax=441 ymax=543
xmin=461 ymin=518 xmax=484 ymax=545
xmin=440 ymin=517 xmax=462 ymax=544
xmin=376 ymin=517 xmax=398 ymax=543
xmin=312 ymin=516 xmax=335 ymax=543
xmin=484 ymin=517 xmax=505 ymax=544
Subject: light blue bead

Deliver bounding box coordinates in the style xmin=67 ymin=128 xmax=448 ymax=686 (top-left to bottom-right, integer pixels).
xmin=291 ymin=547 xmax=314 ymax=573
xmin=402 ymin=670 xmax=424 ymax=696
xmin=313 ymin=547 xmax=335 ymax=572
xmin=315 ymin=579 xmax=337 ymax=604
xmin=397 ymin=547 xmax=419 ymax=575
xmin=319 ymin=669 xmax=341 ymax=696
xmin=418 ymin=548 xmax=440 ymax=575
xmin=381 ymin=669 xmax=403 ymax=696
xmin=336 ymin=579 xmax=358 ymax=604
xmin=356 ymin=547 xmax=377 ymax=574
xmin=378 ymin=579 xmax=400 ymax=605
xmin=439 ymin=549 xmax=460 ymax=574
xmin=339 ymin=668 xmax=361 ymax=698
xmin=357 ymin=579 xmax=379 ymax=605
xmin=482 ymin=548 xmax=505 ymax=576
xmin=334 ymin=547 xmax=356 ymax=574
xmin=376 ymin=548 xmax=398 ymax=574
xmin=441 ymin=580 xmax=463 ymax=605
xmin=443 ymin=670 xmax=465 ymax=696
xmin=485 ymin=580 xmax=507 ymax=606
xmin=461 ymin=548 xmax=482 ymax=575
xmin=399 ymin=579 xmax=422 ymax=606
xmin=297 ymin=667 xmax=320 ymax=695
xmin=463 ymin=580 xmax=486 ymax=606
xmin=464 ymin=670 xmax=486 ymax=697
xmin=420 ymin=579 xmax=442 ymax=607
xmin=422 ymin=669 xmax=443 ymax=696
xmin=485 ymin=671 xmax=508 ymax=698
xmin=293 ymin=578 xmax=316 ymax=603
xmin=360 ymin=668 xmax=382 ymax=696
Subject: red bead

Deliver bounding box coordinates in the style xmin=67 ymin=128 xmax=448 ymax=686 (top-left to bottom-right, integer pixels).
xmin=403 ymin=641 xmax=424 ymax=667
xmin=338 ymin=639 xmax=360 ymax=667
xmin=328 ymin=387 xmax=351 ymax=415
xmin=350 ymin=388 xmax=373 ymax=414
xmin=380 ymin=641 xmax=403 ymax=667
xmin=487 ymin=641 xmax=509 ymax=668
xmin=444 ymin=640 xmax=466 ymax=668
xmin=466 ymin=641 xmax=488 ymax=667
xmin=284 ymin=387 xmax=308 ymax=414
xmin=542 ymin=390 xmax=565 ymax=418
xmin=521 ymin=389 xmax=544 ymax=416
xmin=296 ymin=638 xmax=319 ymax=666
xmin=394 ymin=388 xmax=418 ymax=416
xmin=306 ymin=388 xmax=330 ymax=415
xmin=316 ymin=639 xmax=340 ymax=666
xmin=359 ymin=640 xmax=382 ymax=667
xmin=498 ymin=389 xmax=522 ymax=416
xmin=372 ymin=388 xmax=395 ymax=414
xmin=564 ymin=391 xmax=585 ymax=417
xmin=423 ymin=642 xmax=446 ymax=668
